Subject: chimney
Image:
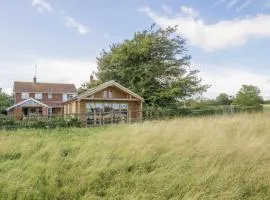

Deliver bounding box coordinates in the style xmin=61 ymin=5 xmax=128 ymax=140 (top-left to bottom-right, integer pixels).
xmin=90 ymin=73 xmax=94 ymax=84
xmin=33 ymin=76 xmax=37 ymax=84
xmin=33 ymin=64 xmax=37 ymax=84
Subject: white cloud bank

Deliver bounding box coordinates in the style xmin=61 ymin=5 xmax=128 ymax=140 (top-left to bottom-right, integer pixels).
xmin=0 ymin=56 xmax=97 ymax=94
xmin=196 ymin=63 xmax=270 ymax=100
xmin=63 ymin=16 xmax=89 ymax=34
xmin=32 ymin=0 xmax=53 ymax=13
xmin=140 ymin=6 xmax=270 ymax=51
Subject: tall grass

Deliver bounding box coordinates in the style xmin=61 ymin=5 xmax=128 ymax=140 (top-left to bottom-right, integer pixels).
xmin=1 ymin=113 xmax=270 ymax=199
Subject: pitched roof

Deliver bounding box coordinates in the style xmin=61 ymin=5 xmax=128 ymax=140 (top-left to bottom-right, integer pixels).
xmin=13 ymin=81 xmax=77 ymax=93
xmin=65 ymin=80 xmax=144 ymax=103
xmin=6 ymin=98 xmax=49 ymax=111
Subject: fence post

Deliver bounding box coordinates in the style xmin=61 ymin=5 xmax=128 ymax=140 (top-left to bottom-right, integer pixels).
xmin=128 ymin=111 xmax=131 ymax=124
xmin=99 ymin=112 xmax=102 ymax=125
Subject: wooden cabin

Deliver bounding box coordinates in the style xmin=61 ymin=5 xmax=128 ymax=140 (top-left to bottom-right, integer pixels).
xmin=63 ymin=80 xmax=144 ymax=125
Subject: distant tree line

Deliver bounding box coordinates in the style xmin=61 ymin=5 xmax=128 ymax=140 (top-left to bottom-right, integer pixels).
xmin=186 ymin=85 xmax=264 ymax=108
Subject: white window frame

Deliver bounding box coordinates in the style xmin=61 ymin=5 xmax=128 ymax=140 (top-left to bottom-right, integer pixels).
xmin=21 ymin=92 xmax=29 ymax=99
xmin=63 ymin=94 xmax=68 ymax=102
xmin=35 ymin=93 xmax=42 ymax=100
xmin=48 ymin=93 xmax=52 ymax=99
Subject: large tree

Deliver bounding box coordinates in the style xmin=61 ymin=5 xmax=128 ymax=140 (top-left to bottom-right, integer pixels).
xmin=233 ymin=85 xmax=263 ymax=107
xmin=0 ymin=88 xmax=13 ymax=114
xmin=96 ymin=25 xmax=209 ymax=107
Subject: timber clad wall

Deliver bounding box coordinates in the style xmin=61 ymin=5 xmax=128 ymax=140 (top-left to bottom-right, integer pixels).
xmin=94 ymin=87 xmax=137 ymax=99
xmin=63 ymin=81 xmax=144 ymax=124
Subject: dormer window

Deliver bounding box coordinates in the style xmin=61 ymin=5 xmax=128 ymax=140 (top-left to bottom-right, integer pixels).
xmin=21 ymin=92 xmax=29 ymax=99
xmin=35 ymin=93 xmax=42 ymax=100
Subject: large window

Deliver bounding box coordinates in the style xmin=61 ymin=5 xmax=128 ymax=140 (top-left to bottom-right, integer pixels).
xmin=85 ymin=103 xmax=128 ymax=114
xmin=95 ymin=103 xmax=103 ymax=113
xmin=113 ymin=103 xmax=120 ymax=111
xmin=120 ymin=103 xmax=128 ymax=111
xmin=86 ymin=103 xmax=95 ymax=114
xmin=21 ymin=92 xmax=29 ymax=99
xmin=103 ymin=103 xmax=113 ymax=113
xmin=35 ymin=93 xmax=42 ymax=100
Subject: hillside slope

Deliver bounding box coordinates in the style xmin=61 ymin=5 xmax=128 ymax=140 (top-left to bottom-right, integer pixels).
xmin=1 ymin=113 xmax=270 ymax=199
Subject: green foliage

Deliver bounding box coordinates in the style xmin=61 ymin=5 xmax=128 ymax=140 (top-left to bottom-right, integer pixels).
xmin=216 ymin=93 xmax=234 ymax=105
xmin=0 ymin=88 xmax=13 ymax=114
xmin=77 ymin=79 xmax=103 ymax=94
xmin=233 ymin=85 xmax=263 ymax=107
xmin=0 ymin=116 xmax=83 ymax=129
xmin=96 ymin=25 xmax=209 ymax=107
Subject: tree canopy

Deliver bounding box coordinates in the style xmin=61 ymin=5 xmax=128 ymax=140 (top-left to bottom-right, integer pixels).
xmin=216 ymin=93 xmax=234 ymax=105
xmin=0 ymin=88 xmax=13 ymax=114
xmin=96 ymin=25 xmax=209 ymax=107
xmin=232 ymin=85 xmax=263 ymax=107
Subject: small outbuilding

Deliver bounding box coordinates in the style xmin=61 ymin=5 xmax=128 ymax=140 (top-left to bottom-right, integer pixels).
xmin=63 ymin=80 xmax=144 ymax=125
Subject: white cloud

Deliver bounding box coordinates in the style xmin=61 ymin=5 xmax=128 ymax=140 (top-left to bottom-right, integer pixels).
xmin=161 ymin=5 xmax=173 ymax=14
xmin=64 ymin=16 xmax=89 ymax=34
xmin=227 ymin=0 xmax=241 ymax=9
xmin=140 ymin=6 xmax=270 ymax=51
xmin=0 ymin=56 xmax=97 ymax=95
xmin=180 ymin=6 xmax=198 ymax=18
xmin=236 ymin=0 xmax=256 ymax=12
xmin=32 ymin=0 xmax=53 ymax=13
xmin=195 ymin=63 xmax=270 ymax=100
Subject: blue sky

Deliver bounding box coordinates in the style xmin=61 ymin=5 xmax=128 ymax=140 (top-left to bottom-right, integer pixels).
xmin=1 ymin=0 xmax=270 ymax=99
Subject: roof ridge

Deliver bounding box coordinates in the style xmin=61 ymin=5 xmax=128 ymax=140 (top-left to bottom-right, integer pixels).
xmin=14 ymin=81 xmax=75 ymax=85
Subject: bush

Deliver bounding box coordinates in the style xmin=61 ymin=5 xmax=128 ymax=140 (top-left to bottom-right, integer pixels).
xmin=0 ymin=116 xmax=83 ymax=129
xmin=0 ymin=115 xmax=18 ymax=129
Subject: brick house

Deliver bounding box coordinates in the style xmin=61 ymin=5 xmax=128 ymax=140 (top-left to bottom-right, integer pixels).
xmin=7 ymin=78 xmax=77 ymax=119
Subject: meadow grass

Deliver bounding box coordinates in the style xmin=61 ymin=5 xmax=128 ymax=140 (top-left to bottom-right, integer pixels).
xmin=1 ymin=113 xmax=270 ymax=199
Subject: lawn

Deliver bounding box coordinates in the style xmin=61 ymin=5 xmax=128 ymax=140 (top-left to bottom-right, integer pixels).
xmin=1 ymin=113 xmax=270 ymax=199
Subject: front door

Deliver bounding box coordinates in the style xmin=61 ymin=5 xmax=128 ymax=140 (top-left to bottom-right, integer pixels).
xmin=22 ymin=107 xmax=28 ymax=116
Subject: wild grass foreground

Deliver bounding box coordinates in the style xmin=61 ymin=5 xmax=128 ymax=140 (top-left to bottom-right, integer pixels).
xmin=1 ymin=113 xmax=270 ymax=199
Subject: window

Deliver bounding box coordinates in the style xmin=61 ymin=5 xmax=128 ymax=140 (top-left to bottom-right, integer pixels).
xmin=86 ymin=103 xmax=95 ymax=114
xmin=113 ymin=103 xmax=120 ymax=111
xmin=108 ymin=91 xmax=112 ymax=98
xmin=103 ymin=91 xmax=112 ymax=98
xmin=95 ymin=103 xmax=103 ymax=113
xmin=120 ymin=103 xmax=128 ymax=111
xmin=48 ymin=93 xmax=52 ymax=99
xmin=63 ymin=94 xmax=75 ymax=101
xmin=35 ymin=93 xmax=42 ymax=100
xmin=103 ymin=103 xmax=113 ymax=112
xmin=21 ymin=92 xmax=29 ymax=99
xmin=63 ymin=94 xmax=68 ymax=101
xmin=103 ymin=91 xmax=107 ymax=98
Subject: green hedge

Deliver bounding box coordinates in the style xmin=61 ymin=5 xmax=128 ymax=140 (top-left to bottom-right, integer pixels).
xmin=143 ymin=105 xmax=262 ymax=120
xmin=0 ymin=116 xmax=83 ymax=130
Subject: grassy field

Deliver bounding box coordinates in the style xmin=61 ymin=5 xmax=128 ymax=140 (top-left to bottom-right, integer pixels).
xmin=1 ymin=113 xmax=270 ymax=199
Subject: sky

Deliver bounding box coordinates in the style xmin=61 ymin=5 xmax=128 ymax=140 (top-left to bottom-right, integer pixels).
xmin=1 ymin=0 xmax=270 ymax=99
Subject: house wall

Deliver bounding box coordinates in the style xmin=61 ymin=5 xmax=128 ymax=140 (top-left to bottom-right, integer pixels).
xmin=93 ymin=86 xmax=138 ymax=100
xmin=15 ymin=93 xmax=63 ymax=104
